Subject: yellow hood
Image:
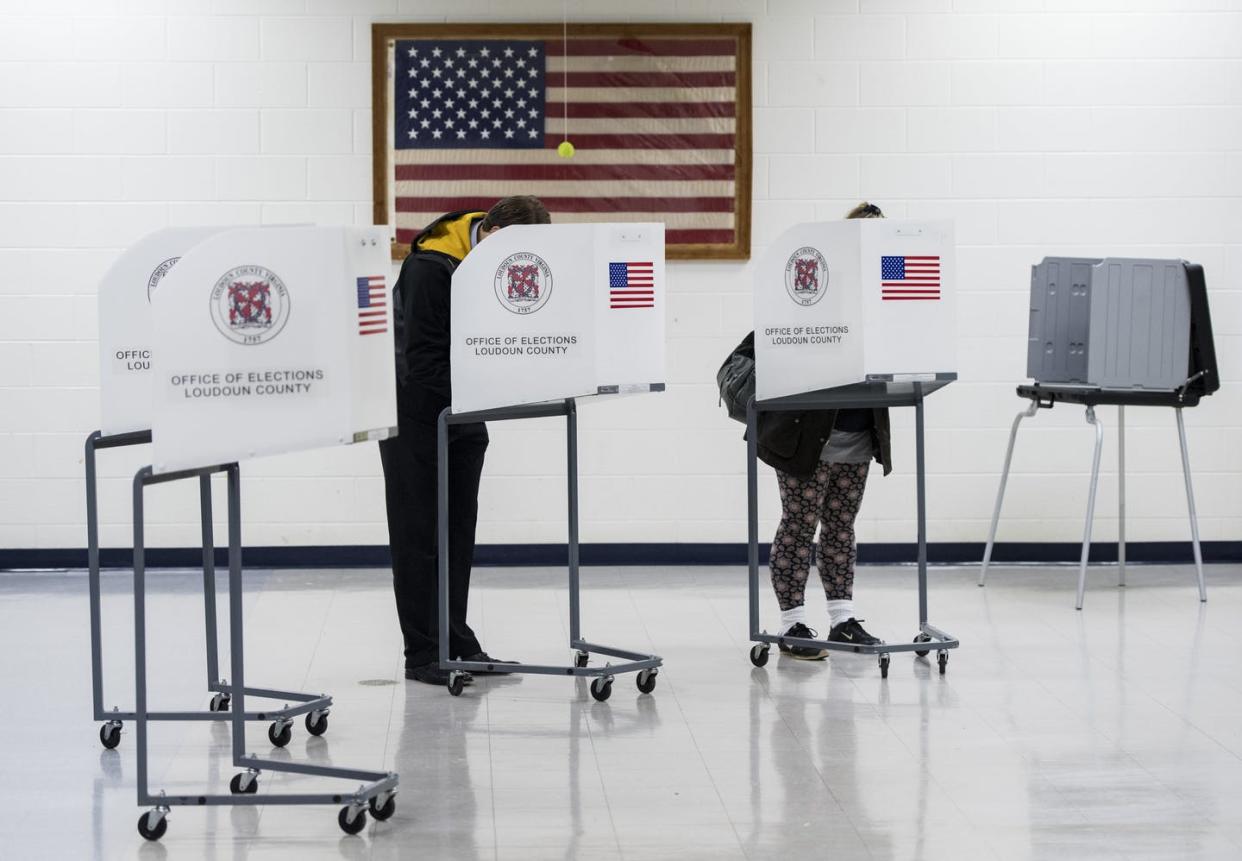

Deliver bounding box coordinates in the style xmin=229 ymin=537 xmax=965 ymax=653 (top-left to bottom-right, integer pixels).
xmin=414 ymin=211 xmax=486 ymax=262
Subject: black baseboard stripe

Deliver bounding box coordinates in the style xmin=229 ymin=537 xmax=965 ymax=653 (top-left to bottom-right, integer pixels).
xmin=1 ymin=541 xmax=1238 ymax=571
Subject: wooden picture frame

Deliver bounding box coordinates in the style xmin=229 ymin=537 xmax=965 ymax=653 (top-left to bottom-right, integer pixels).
xmin=371 ymin=22 xmax=752 ymax=261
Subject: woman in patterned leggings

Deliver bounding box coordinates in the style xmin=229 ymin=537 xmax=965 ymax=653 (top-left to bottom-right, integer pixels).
xmin=759 ymin=202 xmax=893 ymax=659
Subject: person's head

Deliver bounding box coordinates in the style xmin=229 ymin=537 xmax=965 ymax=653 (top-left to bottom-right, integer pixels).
xmin=478 ymin=195 xmax=551 ymax=240
xmin=845 ymin=201 xmax=884 ymax=220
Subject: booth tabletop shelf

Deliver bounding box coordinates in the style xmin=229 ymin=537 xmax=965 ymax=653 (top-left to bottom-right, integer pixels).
xmin=756 ymin=375 xmax=955 ymax=412
xmin=1016 ymin=383 xmax=1207 ymax=409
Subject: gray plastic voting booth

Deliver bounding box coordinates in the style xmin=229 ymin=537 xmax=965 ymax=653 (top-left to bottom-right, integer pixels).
xmin=120 ymin=225 xmax=399 ymax=840
xmin=437 ymin=223 xmax=666 ymax=701
xmin=88 ymin=226 xmax=324 ymax=754
xmin=746 ymin=219 xmax=960 ymax=678
xmin=980 ymin=257 xmax=1221 ymax=608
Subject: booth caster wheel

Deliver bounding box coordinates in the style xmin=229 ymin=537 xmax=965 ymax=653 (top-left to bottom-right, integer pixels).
xmin=209 ymin=692 xmax=230 ymax=712
xmin=229 ymin=770 xmax=259 ymax=795
xmin=99 ymin=720 xmax=122 ymax=750
xmin=879 ymin=653 xmax=891 ymax=679
xmin=137 ymin=809 xmax=168 ymax=841
xmin=590 ymin=676 xmax=614 ymax=702
xmin=305 ymin=709 xmax=329 ymax=736
xmin=913 ymin=633 xmax=932 ymax=658
xmin=636 ymin=669 xmax=658 ymax=695
xmin=937 ymin=651 xmax=949 ymax=675
xmin=369 ymin=792 xmax=397 ymax=821
xmin=574 ymin=650 xmax=590 ymax=668
xmin=267 ymin=719 xmax=293 ymax=748
xmin=338 ymin=805 xmax=367 ymax=836
xmin=447 ymin=671 xmax=467 ymax=697
xmin=749 ymin=644 xmax=770 ymax=668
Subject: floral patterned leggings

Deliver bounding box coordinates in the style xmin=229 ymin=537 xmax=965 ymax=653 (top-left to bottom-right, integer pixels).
xmin=769 ymin=461 xmax=870 ymax=611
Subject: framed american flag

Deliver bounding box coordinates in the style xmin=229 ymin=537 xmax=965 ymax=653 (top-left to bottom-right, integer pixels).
xmin=370 ymin=23 xmax=752 ymax=261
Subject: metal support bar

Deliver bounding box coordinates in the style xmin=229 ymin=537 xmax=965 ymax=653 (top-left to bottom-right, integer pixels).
xmin=1176 ymin=408 xmax=1208 ymax=602
xmin=746 ymin=398 xmax=760 ymax=639
xmin=915 ymin=382 xmax=928 ymax=627
xmin=199 ymin=474 xmax=220 ymax=686
xmin=1076 ymin=406 xmax=1105 ymax=610
xmin=567 ymin=400 xmax=581 ymax=644
xmin=86 ymin=432 xmax=105 ymax=719
xmin=1118 ymin=405 xmax=1126 ymax=586
xmin=979 ymin=399 xmax=1040 ymax=586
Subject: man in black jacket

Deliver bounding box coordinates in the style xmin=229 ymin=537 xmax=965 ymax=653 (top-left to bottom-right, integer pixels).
xmin=380 ymin=196 xmax=550 ymax=686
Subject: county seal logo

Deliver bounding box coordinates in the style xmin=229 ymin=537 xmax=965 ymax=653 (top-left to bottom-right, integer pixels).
xmin=494 ymin=252 xmax=552 ymax=315
xmin=210 ymin=265 xmax=291 ymax=345
xmin=785 ymin=247 xmax=828 ymax=307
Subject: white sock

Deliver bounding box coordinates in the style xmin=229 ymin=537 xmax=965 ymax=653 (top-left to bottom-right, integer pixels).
xmin=779 ymin=605 xmax=807 ymax=635
xmin=826 ymin=600 xmax=854 ymax=629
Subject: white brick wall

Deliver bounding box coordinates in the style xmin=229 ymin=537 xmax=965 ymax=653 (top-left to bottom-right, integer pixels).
xmin=0 ymin=0 xmax=1239 ymax=552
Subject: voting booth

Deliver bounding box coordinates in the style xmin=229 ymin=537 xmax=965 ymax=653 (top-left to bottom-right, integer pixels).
xmin=450 ymin=222 xmax=665 ymax=412
xmin=89 ymin=227 xmax=230 ymax=755
xmin=745 ymin=220 xmax=960 ymax=678
xmin=981 ymin=257 xmax=1220 ymax=608
xmin=436 ymin=223 xmax=665 ymax=700
xmin=88 ymin=225 xmax=335 ymax=761
xmin=754 ymin=218 xmax=956 ymax=399
xmin=98 ymin=225 xmax=398 ymax=841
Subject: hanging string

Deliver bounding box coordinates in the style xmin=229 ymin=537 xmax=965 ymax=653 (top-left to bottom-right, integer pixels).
xmin=557 ymin=0 xmax=574 ymax=158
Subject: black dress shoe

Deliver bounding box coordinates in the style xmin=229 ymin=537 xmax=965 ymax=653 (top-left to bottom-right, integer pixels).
xmin=405 ymin=663 xmax=474 ymax=686
xmin=458 ymin=651 xmax=518 ymax=675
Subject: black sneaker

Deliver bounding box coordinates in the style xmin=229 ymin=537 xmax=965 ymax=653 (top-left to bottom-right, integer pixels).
xmin=777 ymin=623 xmax=829 ymax=660
xmin=405 ymin=663 xmax=474 ymax=686
xmin=458 ymin=651 xmax=518 ymax=675
xmin=828 ymin=618 xmax=882 ymax=647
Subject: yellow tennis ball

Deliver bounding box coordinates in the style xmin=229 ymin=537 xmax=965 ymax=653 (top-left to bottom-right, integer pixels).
xmin=557 ymin=140 xmax=575 ymax=159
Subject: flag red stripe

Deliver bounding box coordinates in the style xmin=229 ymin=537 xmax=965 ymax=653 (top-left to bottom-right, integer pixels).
xmin=543 ymin=39 xmax=738 ymax=57
xmin=396 ymin=226 xmax=744 ymax=245
xmin=610 ymin=304 xmax=655 ymax=308
xmin=541 ymin=133 xmax=735 ymax=149
xmin=881 ymin=297 xmax=940 ymax=301
xmin=396 ymin=196 xmax=735 ymax=213
xmin=395 ymin=163 xmax=735 ymax=181
xmin=560 ymin=71 xmax=735 ymax=88
xmin=359 ymin=328 xmax=388 ymax=334
xmin=548 ymin=101 xmax=735 ymax=119
xmin=902 ymin=256 xmax=939 ymax=260
xmin=665 ymin=228 xmax=734 ymax=244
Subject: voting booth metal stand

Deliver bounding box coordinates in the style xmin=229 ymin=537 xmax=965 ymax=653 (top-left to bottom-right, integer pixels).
xmin=86 ymin=429 xmax=338 ymax=750
xmin=437 ymin=400 xmax=663 ymax=702
xmin=744 ymin=379 xmax=961 ymax=679
xmin=978 ymin=388 xmax=1207 ymax=610
xmin=128 ymin=460 xmax=398 ymax=841
xmin=979 ymin=256 xmax=1218 ymax=610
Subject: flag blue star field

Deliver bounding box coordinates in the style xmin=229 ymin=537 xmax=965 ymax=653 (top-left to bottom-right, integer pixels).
xmin=395 ymin=41 xmax=546 ymax=149
xmin=388 ymin=33 xmax=743 ymax=253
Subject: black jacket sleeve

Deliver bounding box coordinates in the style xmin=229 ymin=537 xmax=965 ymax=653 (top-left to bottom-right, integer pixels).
xmin=394 ymin=251 xmax=457 ymax=423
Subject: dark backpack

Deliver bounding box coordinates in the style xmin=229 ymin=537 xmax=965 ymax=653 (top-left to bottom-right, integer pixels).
xmin=716 ymin=331 xmax=755 ymax=423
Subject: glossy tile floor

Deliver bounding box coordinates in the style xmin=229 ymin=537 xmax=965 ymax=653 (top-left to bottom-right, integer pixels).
xmin=1 ymin=563 xmax=1240 ymax=860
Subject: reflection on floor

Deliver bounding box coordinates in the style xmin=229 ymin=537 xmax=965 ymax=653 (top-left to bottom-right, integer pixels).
xmin=1 ymin=563 xmax=1240 ymax=860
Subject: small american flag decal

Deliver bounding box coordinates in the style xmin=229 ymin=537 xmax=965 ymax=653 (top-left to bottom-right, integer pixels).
xmin=881 ymin=255 xmax=940 ymax=301
xmin=357 ymin=275 xmax=388 ymax=335
xmin=609 ymin=261 xmax=654 ymax=309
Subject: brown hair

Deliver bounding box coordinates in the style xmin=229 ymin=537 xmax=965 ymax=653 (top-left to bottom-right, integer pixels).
xmin=846 ymin=201 xmax=884 ymax=219
xmin=480 ymin=195 xmax=551 ymax=231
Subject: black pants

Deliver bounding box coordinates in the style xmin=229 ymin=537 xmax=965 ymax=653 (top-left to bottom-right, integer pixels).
xmin=379 ymin=419 xmax=488 ymax=668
